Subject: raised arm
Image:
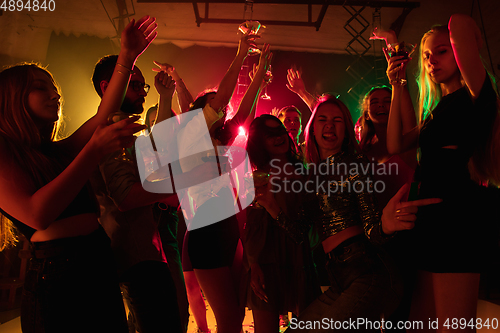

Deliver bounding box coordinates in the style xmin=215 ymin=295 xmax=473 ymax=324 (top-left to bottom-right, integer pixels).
xmin=153 ymin=71 xmax=176 ymax=125
xmin=370 ymin=27 xmax=419 ymax=156
xmin=153 ymin=61 xmax=194 ymax=114
xmin=385 ymin=48 xmax=419 ymax=155
xmin=58 ymin=16 xmax=157 ymax=153
xmin=243 ymin=61 xmax=273 ymax=129
xmin=209 ymin=29 xmax=258 ymax=112
xmin=448 ymin=14 xmax=486 ymax=98
xmin=0 ymin=118 xmax=145 ymax=231
xmin=231 ymin=44 xmax=272 ymax=127
xmin=286 ymin=67 xmax=316 ymax=112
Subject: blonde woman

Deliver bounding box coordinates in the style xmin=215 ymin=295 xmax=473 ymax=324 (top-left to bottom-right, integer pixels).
xmin=387 ymin=14 xmax=500 ymax=332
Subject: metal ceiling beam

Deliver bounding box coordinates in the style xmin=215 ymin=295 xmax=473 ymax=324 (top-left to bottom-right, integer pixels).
xmin=138 ymin=0 xmax=419 ymax=31
xmin=191 ymin=1 xmax=329 ymax=30
xmin=138 ymin=0 xmax=419 ymax=7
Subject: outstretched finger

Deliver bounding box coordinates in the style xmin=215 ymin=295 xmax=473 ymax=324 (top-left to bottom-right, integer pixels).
xmin=268 ymin=52 xmax=273 ymax=64
xmin=143 ymin=19 xmax=157 ymax=35
xmin=136 ymin=15 xmax=154 ymax=30
xmin=147 ymin=31 xmax=158 ymax=44
xmin=134 ymin=15 xmax=150 ymax=28
xmin=144 ymin=22 xmax=158 ymax=39
xmin=401 ymin=198 xmax=443 ymax=208
xmin=152 ymin=60 xmax=165 ymax=72
xmin=260 ymin=43 xmax=269 ymax=56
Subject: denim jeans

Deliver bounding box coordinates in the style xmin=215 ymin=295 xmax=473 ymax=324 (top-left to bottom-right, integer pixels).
xmin=21 ymin=228 xmax=128 ymax=333
xmin=288 ymin=236 xmax=403 ymax=332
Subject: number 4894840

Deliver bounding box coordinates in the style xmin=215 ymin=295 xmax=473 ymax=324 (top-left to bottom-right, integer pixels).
xmin=1 ymin=0 xmax=56 ymax=11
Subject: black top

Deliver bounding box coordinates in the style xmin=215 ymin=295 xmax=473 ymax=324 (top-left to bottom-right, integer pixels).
xmin=417 ymin=76 xmax=497 ymax=196
xmin=410 ymin=75 xmax=499 ymax=273
xmin=1 ymin=183 xmax=99 ymax=240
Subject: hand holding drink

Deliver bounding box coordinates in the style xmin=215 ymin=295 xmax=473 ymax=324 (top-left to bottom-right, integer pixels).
xmin=238 ymin=20 xmax=265 ymax=56
xmin=252 ymin=170 xmax=271 ymax=209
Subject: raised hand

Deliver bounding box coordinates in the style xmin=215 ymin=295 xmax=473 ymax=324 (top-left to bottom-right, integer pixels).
xmin=286 ymin=67 xmax=306 ymax=95
xmin=154 ymin=71 xmax=176 ymax=98
xmin=386 ymin=52 xmax=410 ymax=83
xmin=369 ymin=27 xmax=397 ymax=46
xmin=257 ymin=44 xmax=272 ymax=73
xmin=286 ymin=66 xmax=316 ymax=111
xmin=152 ymin=61 xmax=181 ymax=82
xmin=249 ymin=65 xmax=273 ymax=92
xmin=381 ymin=183 xmax=442 ymax=235
xmin=270 ymin=107 xmax=281 ymax=117
xmin=237 ymin=29 xmax=261 ymax=58
xmin=121 ymin=15 xmax=158 ymax=61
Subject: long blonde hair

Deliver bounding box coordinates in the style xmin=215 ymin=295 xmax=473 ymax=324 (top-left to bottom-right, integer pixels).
xmin=417 ymin=25 xmax=449 ymax=123
xmin=0 ymin=63 xmax=64 ymax=250
xmin=417 ymin=26 xmax=500 ymax=185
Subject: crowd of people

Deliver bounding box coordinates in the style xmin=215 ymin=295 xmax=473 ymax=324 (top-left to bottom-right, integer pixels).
xmin=0 ymin=12 xmax=499 ymax=333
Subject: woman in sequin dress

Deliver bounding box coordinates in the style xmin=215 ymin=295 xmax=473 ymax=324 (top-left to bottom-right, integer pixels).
xmin=255 ymin=95 xmax=441 ymax=332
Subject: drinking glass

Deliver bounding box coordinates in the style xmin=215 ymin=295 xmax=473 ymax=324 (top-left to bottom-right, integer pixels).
xmin=246 ymin=170 xmax=270 ymax=208
xmin=238 ymin=20 xmax=265 ymax=56
xmin=386 ymin=41 xmax=416 ymax=59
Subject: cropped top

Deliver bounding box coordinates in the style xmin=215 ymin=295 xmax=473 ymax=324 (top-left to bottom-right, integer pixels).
xmin=276 ymin=151 xmax=389 ymax=246
xmin=1 ymin=183 xmax=98 ymax=241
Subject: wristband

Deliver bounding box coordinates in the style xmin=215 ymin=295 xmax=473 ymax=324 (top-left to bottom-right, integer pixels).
xmin=115 ymin=62 xmax=135 ymax=75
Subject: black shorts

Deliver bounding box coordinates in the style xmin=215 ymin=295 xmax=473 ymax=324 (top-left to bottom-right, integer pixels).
xmin=187 ymin=188 xmax=240 ymax=269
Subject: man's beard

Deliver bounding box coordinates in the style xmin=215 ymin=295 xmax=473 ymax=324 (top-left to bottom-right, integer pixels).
xmin=121 ymin=97 xmax=144 ymax=114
